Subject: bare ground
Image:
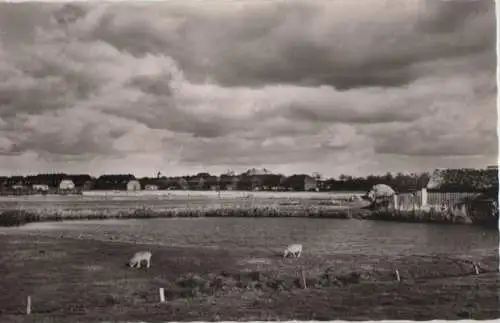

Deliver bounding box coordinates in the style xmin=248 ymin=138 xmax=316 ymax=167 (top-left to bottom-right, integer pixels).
xmin=0 ymin=233 xmax=498 ymax=322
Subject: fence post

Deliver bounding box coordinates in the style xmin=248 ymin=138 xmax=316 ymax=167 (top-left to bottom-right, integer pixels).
xmin=300 ymin=269 xmax=307 ymax=289
xmin=393 ymin=195 xmax=399 ymax=211
xmin=26 ymin=296 xmax=31 ymax=315
xmin=473 ymin=263 xmax=480 ymax=275
xmin=420 ymin=188 xmax=428 ymax=208
xmin=159 ymin=288 xmax=166 ymax=303
xmin=394 ymin=269 xmax=401 ymax=282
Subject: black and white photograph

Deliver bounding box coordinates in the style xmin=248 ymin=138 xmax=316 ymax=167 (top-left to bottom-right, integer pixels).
xmin=0 ymin=0 xmax=498 ymax=321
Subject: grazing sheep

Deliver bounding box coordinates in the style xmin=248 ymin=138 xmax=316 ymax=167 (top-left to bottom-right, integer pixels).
xmin=283 ymin=244 xmax=303 ymax=258
xmin=128 ymin=251 xmax=152 ymax=269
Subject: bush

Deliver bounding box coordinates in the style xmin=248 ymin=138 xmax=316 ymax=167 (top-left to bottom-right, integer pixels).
xmin=0 ymin=210 xmax=38 ymax=226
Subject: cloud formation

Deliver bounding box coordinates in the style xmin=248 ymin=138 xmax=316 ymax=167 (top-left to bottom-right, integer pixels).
xmin=0 ymin=0 xmax=496 ymax=177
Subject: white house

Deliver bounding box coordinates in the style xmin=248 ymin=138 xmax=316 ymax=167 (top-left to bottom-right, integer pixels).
xmin=32 ymin=184 xmax=49 ymax=192
xmin=145 ymin=184 xmax=158 ymax=191
xmin=12 ymin=182 xmax=25 ymax=190
xmin=127 ymin=180 xmax=141 ymax=191
xmin=59 ymin=179 xmax=75 ymax=190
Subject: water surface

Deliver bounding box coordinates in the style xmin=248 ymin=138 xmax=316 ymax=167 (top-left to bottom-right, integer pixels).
xmin=2 ymin=218 xmax=497 ymax=259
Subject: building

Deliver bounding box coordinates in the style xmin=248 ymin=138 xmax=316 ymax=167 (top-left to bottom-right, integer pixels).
xmin=95 ymin=174 xmax=135 ymax=190
xmin=32 ymin=184 xmax=49 ymax=192
xmin=66 ymin=175 xmax=93 ymax=188
xmin=12 ymin=182 xmax=26 ymax=190
xmin=282 ymin=175 xmax=317 ymax=191
xmin=0 ymin=177 xmax=7 ymax=192
xmin=139 ymin=177 xmax=164 ymax=191
xmin=220 ymin=175 xmax=239 ymax=190
xmin=257 ymin=174 xmax=285 ymax=191
xmin=127 ymin=180 xmax=141 ymax=191
xmin=304 ymin=175 xmax=318 ymax=191
xmin=82 ymin=180 xmax=95 ymax=191
xmin=59 ymin=179 xmax=75 ymax=190
xmin=186 ymin=176 xmax=205 ymax=190
xmin=204 ymin=176 xmax=220 ymax=190
xmin=251 ymin=176 xmax=262 ymax=191
xmin=145 ymin=184 xmax=158 ymax=191
xmin=177 ymin=178 xmax=189 ymax=190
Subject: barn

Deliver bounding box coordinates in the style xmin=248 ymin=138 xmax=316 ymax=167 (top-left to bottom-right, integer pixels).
xmin=127 ymin=180 xmax=142 ymax=191
xmin=145 ymin=184 xmax=158 ymax=191
xmin=32 ymin=184 xmax=49 ymax=192
xmin=59 ymin=179 xmax=75 ymax=190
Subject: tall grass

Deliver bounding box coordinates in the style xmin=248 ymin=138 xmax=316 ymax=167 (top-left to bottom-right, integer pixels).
xmin=1 ymin=203 xmax=496 ymax=227
xmin=0 ymin=205 xmax=357 ymax=227
xmin=367 ymin=209 xmax=498 ymax=227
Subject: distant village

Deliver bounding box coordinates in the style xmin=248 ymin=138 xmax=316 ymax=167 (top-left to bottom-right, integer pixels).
xmin=0 ymin=167 xmax=497 ymax=196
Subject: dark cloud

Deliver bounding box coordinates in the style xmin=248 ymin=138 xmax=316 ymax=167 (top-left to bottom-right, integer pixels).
xmin=0 ymin=116 xmax=126 ymax=157
xmin=418 ymin=0 xmax=494 ymax=34
xmin=109 ymin=108 xmax=233 ymax=139
xmin=53 ymin=3 xmax=87 ymax=26
xmin=374 ymin=131 xmax=497 ymax=157
xmin=369 ymin=103 xmax=498 ymax=158
xmin=0 ymin=0 xmax=496 ymax=176
xmin=0 ymin=3 xmax=54 ymax=47
xmin=46 ymin=1 xmax=494 ymax=90
xmin=127 ymin=74 xmax=173 ymax=96
xmin=284 ymin=102 xmax=420 ymax=124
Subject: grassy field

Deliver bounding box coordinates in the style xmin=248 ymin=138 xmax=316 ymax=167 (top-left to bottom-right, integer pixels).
xmin=0 ymin=233 xmax=498 ymax=322
xmin=1 ymin=191 xmax=498 ymax=227
xmin=0 ymin=192 xmax=375 ymax=227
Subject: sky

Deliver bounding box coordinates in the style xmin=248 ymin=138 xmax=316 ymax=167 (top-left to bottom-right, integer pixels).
xmin=0 ymin=0 xmax=497 ymax=178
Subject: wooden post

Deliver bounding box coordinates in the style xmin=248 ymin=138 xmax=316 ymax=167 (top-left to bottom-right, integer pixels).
xmin=394 ymin=269 xmax=401 ymax=282
xmin=421 ymin=188 xmax=428 ymax=208
xmin=393 ymin=195 xmax=399 ymax=211
xmin=159 ymin=288 xmax=165 ymax=303
xmin=473 ymin=263 xmax=479 ymax=275
xmin=301 ymin=269 xmax=307 ymax=289
xmin=26 ymin=296 xmax=31 ymax=315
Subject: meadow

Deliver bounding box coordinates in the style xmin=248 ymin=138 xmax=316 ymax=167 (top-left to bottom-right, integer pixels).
xmin=0 ymin=191 xmax=498 ymax=321
xmin=0 ymin=229 xmax=498 ymax=322
xmin=0 ymin=190 xmax=372 ymax=226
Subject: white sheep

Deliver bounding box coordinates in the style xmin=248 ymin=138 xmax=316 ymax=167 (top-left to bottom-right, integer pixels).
xmin=128 ymin=251 xmax=152 ymax=269
xmin=283 ymin=244 xmax=303 ymax=258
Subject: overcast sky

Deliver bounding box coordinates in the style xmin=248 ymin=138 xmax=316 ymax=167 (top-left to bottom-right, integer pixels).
xmin=0 ymin=0 xmax=497 ymax=178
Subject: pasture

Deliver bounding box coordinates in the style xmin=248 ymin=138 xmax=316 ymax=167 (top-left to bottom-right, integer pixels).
xmin=0 ymin=232 xmax=498 ymax=322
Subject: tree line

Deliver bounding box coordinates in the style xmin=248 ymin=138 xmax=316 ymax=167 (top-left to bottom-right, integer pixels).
xmin=0 ymin=168 xmax=497 ymax=192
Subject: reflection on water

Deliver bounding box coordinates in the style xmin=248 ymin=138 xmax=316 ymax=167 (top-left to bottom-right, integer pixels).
xmin=3 ymin=218 xmax=498 ymax=258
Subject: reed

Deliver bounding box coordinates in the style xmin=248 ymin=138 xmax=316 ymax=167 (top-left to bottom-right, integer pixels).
xmin=0 ymin=205 xmax=354 ymax=226
xmin=0 ymin=203 xmax=495 ymax=227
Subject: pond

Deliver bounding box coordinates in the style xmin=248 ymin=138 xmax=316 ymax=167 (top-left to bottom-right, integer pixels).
xmin=3 ymin=217 xmax=498 ymax=259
